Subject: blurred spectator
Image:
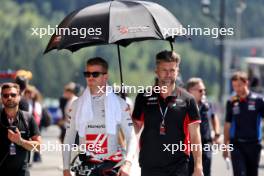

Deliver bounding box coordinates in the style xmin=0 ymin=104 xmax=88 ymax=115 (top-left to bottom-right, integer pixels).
xmin=186 ymin=77 xmax=221 ymax=176
xmin=223 ymin=71 xmax=264 ymax=176
xmin=15 ymin=76 xmax=29 ymax=111
xmin=64 ymin=82 xmax=78 ymax=120
xmin=248 ymin=68 xmax=261 ymax=93
xmin=58 ymin=82 xmax=78 ymax=143
xmin=24 ymin=85 xmax=43 ymax=163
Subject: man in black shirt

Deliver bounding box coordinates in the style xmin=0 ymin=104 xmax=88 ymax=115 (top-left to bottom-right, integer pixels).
xmin=223 ymin=71 xmax=264 ymax=176
xmin=186 ymin=78 xmax=221 ymax=176
xmin=0 ymin=83 xmax=41 ymax=176
xmin=133 ymin=50 xmax=203 ymax=176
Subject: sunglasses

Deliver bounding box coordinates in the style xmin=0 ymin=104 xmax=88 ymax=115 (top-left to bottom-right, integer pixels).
xmin=197 ymin=89 xmax=206 ymax=93
xmin=191 ymin=88 xmax=206 ymax=93
xmin=83 ymin=71 xmax=106 ymax=78
xmin=2 ymin=93 xmax=18 ymax=99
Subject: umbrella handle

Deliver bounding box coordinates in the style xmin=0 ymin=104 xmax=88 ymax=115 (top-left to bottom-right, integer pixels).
xmin=117 ymin=45 xmax=125 ymax=99
xmin=169 ymin=41 xmax=174 ymax=51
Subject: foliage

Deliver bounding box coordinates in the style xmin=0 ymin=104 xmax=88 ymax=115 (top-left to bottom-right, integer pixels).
xmin=1 ymin=0 xmax=262 ymax=99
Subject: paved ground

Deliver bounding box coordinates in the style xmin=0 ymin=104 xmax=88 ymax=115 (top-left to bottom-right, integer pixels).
xmin=29 ymin=126 xmax=264 ymax=176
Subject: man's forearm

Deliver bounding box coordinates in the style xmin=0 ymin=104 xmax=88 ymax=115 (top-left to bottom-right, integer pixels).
xmin=125 ymin=127 xmax=138 ymax=163
xmin=189 ymin=123 xmax=203 ymax=169
xmin=191 ymin=138 xmax=203 ymax=169
xmin=18 ymin=138 xmax=41 ymax=151
xmin=133 ymin=120 xmax=143 ymax=134
xmin=223 ymin=123 xmax=231 ymax=145
xmin=212 ymin=115 xmax=220 ymax=135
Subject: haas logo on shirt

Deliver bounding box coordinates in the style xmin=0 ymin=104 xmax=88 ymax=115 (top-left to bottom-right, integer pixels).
xmin=86 ymin=134 xmax=108 ymax=154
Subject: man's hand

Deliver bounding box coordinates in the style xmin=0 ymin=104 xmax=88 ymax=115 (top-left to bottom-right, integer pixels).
xmin=213 ymin=134 xmax=221 ymax=145
xmin=223 ymin=122 xmax=231 ymax=160
xmin=222 ymin=150 xmax=229 ymax=159
xmin=63 ymin=169 xmax=72 ymax=176
xmin=133 ymin=120 xmax=143 ymax=134
xmin=193 ymin=167 xmax=204 ymax=176
xmin=8 ymin=128 xmax=22 ymax=145
xmin=117 ymin=160 xmax=131 ymax=176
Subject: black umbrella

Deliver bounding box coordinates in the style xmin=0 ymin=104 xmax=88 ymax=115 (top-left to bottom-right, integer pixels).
xmin=44 ymin=0 xmax=186 ymax=91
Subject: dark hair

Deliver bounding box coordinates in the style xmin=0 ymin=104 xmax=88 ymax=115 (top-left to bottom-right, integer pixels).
xmin=1 ymin=82 xmax=20 ymax=94
xmin=86 ymin=57 xmax=108 ymax=72
xmin=15 ymin=76 xmax=28 ymax=92
xmin=156 ymin=50 xmax=181 ymax=66
xmin=186 ymin=77 xmax=203 ymax=91
xmin=231 ymin=71 xmax=248 ymax=83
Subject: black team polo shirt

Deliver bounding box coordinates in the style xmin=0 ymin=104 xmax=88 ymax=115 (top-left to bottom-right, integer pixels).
xmin=133 ymin=87 xmax=201 ymax=169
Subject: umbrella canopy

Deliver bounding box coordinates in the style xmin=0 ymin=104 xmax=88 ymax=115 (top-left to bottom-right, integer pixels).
xmin=44 ymin=0 xmax=185 ymax=53
xmin=44 ymin=0 xmax=187 ymax=98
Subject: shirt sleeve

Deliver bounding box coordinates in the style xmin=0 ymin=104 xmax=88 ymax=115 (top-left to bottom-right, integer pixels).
xmin=187 ymin=97 xmax=201 ymax=124
xmin=132 ymin=93 xmax=145 ymax=121
xmin=28 ymin=115 xmax=40 ymax=137
xmin=62 ymin=99 xmax=78 ymax=170
xmin=120 ymin=99 xmax=137 ymax=163
xmin=225 ymin=100 xmax=233 ymax=123
xmin=260 ymin=97 xmax=264 ymax=118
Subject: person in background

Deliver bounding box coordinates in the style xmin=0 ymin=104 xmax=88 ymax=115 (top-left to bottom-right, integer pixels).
xmin=58 ymin=82 xmax=78 ymax=143
xmin=0 ymin=82 xmax=41 ymax=176
xmin=15 ymin=76 xmax=29 ymax=112
xmin=186 ymin=77 xmax=221 ymax=176
xmin=24 ymin=86 xmax=43 ymax=163
xmin=64 ymin=82 xmax=78 ymax=123
xmin=223 ymin=71 xmax=264 ymax=176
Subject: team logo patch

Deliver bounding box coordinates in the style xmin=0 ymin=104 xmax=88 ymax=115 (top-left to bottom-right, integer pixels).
xmin=86 ymin=134 xmax=108 ymax=154
xmin=174 ymin=98 xmax=186 ymax=107
xmin=148 ymin=97 xmax=157 ymax=101
xmin=248 ymin=101 xmax=256 ymax=111
xmin=146 ymin=96 xmax=158 ymax=105
xmin=104 ymin=150 xmax=123 ymax=162
xmin=232 ymin=106 xmax=240 ymax=115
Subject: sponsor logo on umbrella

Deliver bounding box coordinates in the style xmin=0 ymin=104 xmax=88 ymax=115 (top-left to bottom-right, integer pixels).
xmin=118 ymin=26 xmax=150 ymax=34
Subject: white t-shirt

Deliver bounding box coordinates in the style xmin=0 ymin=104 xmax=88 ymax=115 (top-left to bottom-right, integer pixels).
xmin=62 ymin=93 xmax=137 ymax=170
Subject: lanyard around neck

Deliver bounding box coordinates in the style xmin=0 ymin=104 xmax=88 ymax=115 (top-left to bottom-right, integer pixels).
xmin=158 ymin=100 xmax=168 ymax=121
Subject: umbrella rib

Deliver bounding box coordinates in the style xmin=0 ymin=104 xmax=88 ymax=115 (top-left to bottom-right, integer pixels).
xmin=136 ymin=1 xmax=165 ymax=40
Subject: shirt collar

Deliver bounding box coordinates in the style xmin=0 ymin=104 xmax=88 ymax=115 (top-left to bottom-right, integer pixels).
xmin=5 ymin=111 xmax=19 ymax=125
xmin=238 ymin=91 xmax=251 ymax=102
xmin=0 ymin=109 xmax=19 ymax=126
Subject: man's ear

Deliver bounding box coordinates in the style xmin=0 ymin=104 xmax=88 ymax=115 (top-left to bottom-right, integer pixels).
xmin=245 ymin=80 xmax=249 ymax=87
xmin=17 ymin=94 xmax=21 ymax=102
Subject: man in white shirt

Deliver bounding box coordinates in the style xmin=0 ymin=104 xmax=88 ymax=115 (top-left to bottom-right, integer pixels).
xmin=63 ymin=57 xmax=137 ymax=176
